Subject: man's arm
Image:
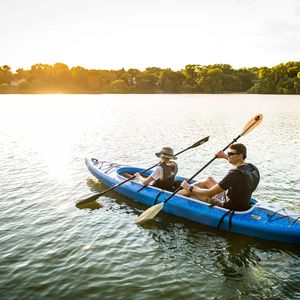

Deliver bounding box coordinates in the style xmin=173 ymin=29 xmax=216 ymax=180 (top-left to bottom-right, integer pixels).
xmin=181 ymin=181 xmax=224 ymax=200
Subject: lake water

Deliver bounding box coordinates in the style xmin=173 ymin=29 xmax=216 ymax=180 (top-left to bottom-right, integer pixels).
xmin=0 ymin=94 xmax=299 ymax=300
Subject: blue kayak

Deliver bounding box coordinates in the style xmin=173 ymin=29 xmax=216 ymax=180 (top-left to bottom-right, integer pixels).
xmin=86 ymin=158 xmax=300 ymax=245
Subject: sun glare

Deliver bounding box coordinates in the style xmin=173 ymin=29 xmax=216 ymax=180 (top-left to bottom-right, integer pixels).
xmin=6 ymin=95 xmax=84 ymax=181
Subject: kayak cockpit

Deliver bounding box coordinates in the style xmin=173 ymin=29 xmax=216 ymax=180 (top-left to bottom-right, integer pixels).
xmin=116 ymin=166 xmax=191 ymax=188
xmin=116 ymin=166 xmax=260 ymax=213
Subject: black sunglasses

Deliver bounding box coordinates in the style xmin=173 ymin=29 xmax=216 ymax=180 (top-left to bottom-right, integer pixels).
xmin=227 ymin=151 xmax=239 ymax=156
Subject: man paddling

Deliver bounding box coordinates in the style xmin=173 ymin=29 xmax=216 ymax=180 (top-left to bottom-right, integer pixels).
xmin=135 ymin=147 xmax=178 ymax=192
xmin=179 ymin=143 xmax=260 ymax=211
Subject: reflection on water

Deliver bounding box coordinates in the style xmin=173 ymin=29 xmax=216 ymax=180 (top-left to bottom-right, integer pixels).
xmin=1 ymin=94 xmax=300 ymax=300
xmin=143 ymin=217 xmax=300 ymax=299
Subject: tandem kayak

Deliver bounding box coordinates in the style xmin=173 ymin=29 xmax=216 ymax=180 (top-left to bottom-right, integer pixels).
xmin=85 ymin=158 xmax=300 ymax=245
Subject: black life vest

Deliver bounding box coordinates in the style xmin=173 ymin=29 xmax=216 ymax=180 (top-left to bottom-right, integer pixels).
xmin=238 ymin=163 xmax=260 ymax=193
xmin=224 ymin=163 xmax=260 ymax=211
xmin=152 ymin=162 xmax=178 ymax=192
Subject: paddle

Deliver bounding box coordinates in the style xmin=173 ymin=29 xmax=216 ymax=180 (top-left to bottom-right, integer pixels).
xmin=76 ymin=136 xmax=210 ymax=207
xmin=134 ymin=114 xmax=263 ymax=224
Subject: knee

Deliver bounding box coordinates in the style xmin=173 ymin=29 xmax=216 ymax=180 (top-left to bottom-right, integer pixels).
xmin=204 ymin=177 xmax=216 ymax=188
xmin=205 ymin=177 xmax=215 ymax=185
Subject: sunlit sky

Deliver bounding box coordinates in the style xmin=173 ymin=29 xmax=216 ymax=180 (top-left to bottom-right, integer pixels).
xmin=1 ymin=0 xmax=299 ymax=71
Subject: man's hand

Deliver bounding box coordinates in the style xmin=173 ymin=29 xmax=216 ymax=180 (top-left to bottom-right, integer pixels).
xmin=180 ymin=180 xmax=190 ymax=190
xmin=215 ymin=150 xmax=228 ymax=160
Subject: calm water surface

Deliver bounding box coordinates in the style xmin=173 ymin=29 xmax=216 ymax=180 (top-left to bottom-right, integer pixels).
xmin=0 ymin=94 xmax=299 ymax=300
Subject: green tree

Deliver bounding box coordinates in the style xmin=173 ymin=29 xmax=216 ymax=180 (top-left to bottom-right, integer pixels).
xmin=135 ymin=73 xmax=158 ymax=93
xmin=248 ymin=62 xmax=300 ymax=94
xmin=111 ymin=79 xmax=129 ymax=93
xmin=159 ymin=70 xmax=186 ymax=93
xmin=0 ymin=65 xmax=13 ymax=84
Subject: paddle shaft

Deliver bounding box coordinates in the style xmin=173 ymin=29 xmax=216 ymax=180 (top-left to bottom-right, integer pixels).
xmin=163 ymin=135 xmax=242 ymax=205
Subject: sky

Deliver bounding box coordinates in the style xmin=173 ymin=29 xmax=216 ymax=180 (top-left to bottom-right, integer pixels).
xmin=1 ymin=0 xmax=299 ymax=71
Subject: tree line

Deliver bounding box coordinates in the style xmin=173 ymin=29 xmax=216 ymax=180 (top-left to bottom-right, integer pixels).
xmin=0 ymin=61 xmax=299 ymax=94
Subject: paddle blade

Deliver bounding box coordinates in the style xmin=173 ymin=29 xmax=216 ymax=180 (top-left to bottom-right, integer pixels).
xmin=76 ymin=193 xmax=101 ymax=207
xmin=134 ymin=203 xmax=164 ymax=224
xmin=240 ymin=114 xmax=263 ymax=136
xmin=76 ymin=201 xmax=103 ymax=210
xmin=190 ymin=136 xmax=210 ymax=149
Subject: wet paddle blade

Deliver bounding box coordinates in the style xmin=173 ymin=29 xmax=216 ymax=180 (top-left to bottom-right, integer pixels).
xmin=75 ymin=201 xmax=103 ymax=210
xmin=76 ymin=193 xmax=101 ymax=207
xmin=134 ymin=202 xmax=164 ymax=224
xmin=240 ymin=114 xmax=263 ymax=136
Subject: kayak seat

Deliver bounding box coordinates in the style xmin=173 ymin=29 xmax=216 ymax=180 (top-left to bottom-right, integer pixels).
xmin=173 ymin=180 xmax=182 ymax=189
xmin=122 ymin=172 xmax=133 ymax=178
xmin=121 ymin=171 xmax=148 ymax=179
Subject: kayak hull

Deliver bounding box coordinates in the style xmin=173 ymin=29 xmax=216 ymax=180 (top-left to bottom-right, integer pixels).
xmin=85 ymin=158 xmax=300 ymax=245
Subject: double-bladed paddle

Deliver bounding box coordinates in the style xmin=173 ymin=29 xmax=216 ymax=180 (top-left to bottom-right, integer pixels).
xmin=134 ymin=114 xmax=263 ymax=224
xmin=76 ymin=136 xmax=209 ymax=207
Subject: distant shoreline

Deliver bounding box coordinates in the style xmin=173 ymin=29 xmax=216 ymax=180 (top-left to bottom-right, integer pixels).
xmin=1 ymin=92 xmax=298 ymax=96
xmin=1 ymin=61 xmax=299 ymax=95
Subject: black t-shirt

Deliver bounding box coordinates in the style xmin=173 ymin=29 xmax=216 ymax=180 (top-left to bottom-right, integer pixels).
xmin=218 ymin=163 xmax=260 ymax=211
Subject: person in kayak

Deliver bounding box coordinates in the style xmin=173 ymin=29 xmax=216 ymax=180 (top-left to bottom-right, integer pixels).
xmin=179 ymin=143 xmax=260 ymax=211
xmin=134 ymin=147 xmax=178 ymax=192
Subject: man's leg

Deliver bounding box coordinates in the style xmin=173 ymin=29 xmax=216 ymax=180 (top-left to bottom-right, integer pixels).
xmin=192 ymin=177 xmax=224 ymax=206
xmin=178 ymin=176 xmax=217 ymax=197
xmin=195 ymin=177 xmax=225 ymax=206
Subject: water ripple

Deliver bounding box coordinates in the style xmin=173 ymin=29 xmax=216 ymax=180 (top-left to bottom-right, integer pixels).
xmin=1 ymin=95 xmax=299 ymax=300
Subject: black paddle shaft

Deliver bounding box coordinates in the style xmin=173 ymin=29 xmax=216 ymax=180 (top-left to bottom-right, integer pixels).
xmin=163 ymin=135 xmax=242 ymax=205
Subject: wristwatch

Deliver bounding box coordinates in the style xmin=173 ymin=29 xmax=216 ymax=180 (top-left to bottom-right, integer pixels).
xmin=188 ymin=185 xmax=194 ymax=192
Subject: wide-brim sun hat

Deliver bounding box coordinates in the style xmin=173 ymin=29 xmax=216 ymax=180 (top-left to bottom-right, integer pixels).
xmin=155 ymin=147 xmax=177 ymax=160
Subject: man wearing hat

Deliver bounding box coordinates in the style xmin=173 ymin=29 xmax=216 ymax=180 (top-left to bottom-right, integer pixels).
xmin=135 ymin=147 xmax=178 ymax=191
